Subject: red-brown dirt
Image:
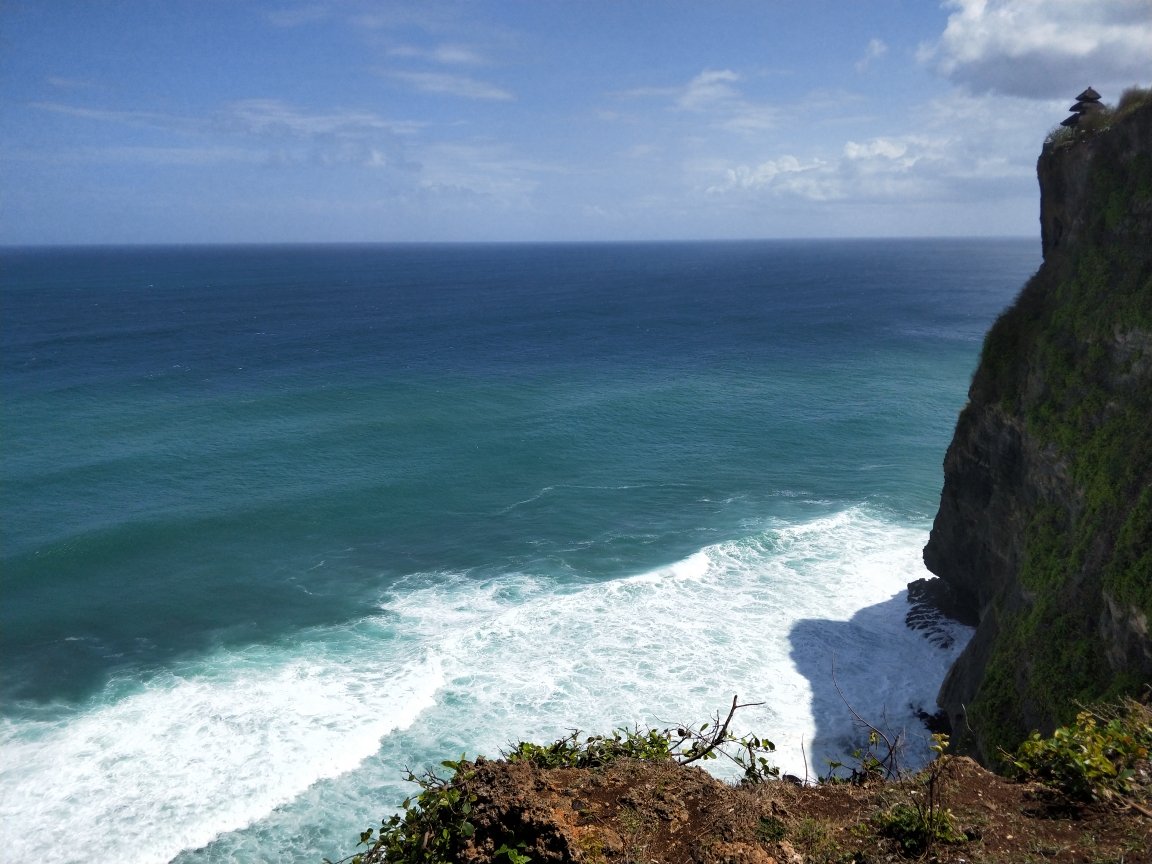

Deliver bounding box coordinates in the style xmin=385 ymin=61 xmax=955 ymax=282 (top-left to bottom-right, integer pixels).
xmin=451 ymin=756 xmax=1150 ymax=864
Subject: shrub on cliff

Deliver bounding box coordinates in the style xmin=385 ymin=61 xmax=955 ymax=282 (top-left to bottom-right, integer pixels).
xmin=325 ymin=756 xmax=479 ymax=864
xmin=1005 ymin=697 xmax=1152 ymax=803
xmin=329 ymin=700 xmax=779 ymax=864
xmin=873 ymin=733 xmax=966 ymax=857
xmin=1045 ymin=86 xmax=1152 ymax=146
xmin=505 ymin=696 xmax=780 ymax=783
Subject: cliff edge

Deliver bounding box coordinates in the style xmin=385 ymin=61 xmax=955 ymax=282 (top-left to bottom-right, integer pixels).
xmin=923 ymin=93 xmax=1152 ymax=764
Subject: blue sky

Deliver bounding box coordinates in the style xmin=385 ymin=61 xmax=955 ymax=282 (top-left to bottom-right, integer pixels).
xmin=2 ymin=1 xmax=1149 ymax=243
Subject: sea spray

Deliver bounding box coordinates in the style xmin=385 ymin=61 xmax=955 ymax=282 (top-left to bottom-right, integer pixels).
xmin=3 ymin=509 xmax=970 ymax=864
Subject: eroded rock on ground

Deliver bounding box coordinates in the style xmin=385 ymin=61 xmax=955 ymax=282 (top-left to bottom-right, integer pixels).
xmin=449 ymin=757 xmax=1150 ymax=864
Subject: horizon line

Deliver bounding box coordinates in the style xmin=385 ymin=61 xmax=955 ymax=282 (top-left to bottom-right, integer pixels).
xmin=1 ymin=235 xmax=1039 ymax=251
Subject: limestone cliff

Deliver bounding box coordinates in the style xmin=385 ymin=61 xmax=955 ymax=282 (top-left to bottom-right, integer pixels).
xmin=923 ymin=93 xmax=1152 ymax=764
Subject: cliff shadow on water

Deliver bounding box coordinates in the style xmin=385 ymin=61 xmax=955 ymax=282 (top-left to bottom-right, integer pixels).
xmin=788 ymin=590 xmax=968 ymax=777
xmin=923 ymin=89 xmax=1152 ymax=766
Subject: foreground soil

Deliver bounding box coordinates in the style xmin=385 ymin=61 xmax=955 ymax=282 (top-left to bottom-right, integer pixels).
xmin=452 ymin=756 xmax=1150 ymax=864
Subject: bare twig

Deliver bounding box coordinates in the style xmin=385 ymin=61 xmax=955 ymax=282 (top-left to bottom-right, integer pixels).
xmin=1129 ymin=801 xmax=1152 ymax=819
xmin=961 ymin=702 xmax=975 ymax=734
xmin=801 ymin=734 xmax=809 ymax=786
xmin=830 ymin=653 xmax=904 ymax=780
xmin=676 ymin=694 xmax=765 ymax=765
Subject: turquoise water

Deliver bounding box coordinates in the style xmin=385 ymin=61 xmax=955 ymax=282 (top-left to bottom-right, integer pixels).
xmin=1 ymin=241 xmax=1037 ymax=863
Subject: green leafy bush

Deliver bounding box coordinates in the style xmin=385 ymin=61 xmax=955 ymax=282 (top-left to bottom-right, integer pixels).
xmin=873 ymin=804 xmax=963 ymax=857
xmin=506 ymin=698 xmax=780 ymax=784
xmin=820 ymin=730 xmax=893 ymax=785
xmin=325 ymin=756 xmax=478 ymax=864
xmin=493 ymin=841 xmax=531 ymax=864
xmin=1005 ymin=699 xmax=1152 ymax=802
xmin=872 ymin=733 xmax=965 ymax=856
xmin=331 ymin=700 xmax=780 ymax=864
xmin=1116 ymin=86 xmax=1152 ymax=118
xmin=504 ymin=727 xmax=676 ymax=769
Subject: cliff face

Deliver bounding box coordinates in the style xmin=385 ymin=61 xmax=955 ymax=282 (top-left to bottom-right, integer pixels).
xmin=924 ymin=96 xmax=1152 ymax=764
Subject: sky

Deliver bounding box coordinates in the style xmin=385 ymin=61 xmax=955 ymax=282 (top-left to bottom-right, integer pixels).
xmin=2 ymin=0 xmax=1150 ymax=244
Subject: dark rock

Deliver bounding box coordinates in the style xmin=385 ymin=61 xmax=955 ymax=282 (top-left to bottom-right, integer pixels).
xmin=914 ymin=707 xmax=952 ymax=736
xmin=907 ymin=576 xmax=980 ymax=634
xmin=924 ymin=96 xmax=1152 ymax=764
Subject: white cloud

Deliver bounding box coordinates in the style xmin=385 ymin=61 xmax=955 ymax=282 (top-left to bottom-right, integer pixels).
xmin=222 ymin=99 xmax=423 ymax=138
xmin=845 ymin=137 xmax=921 ymax=164
xmin=217 ymin=101 xmax=426 ymax=170
xmin=922 ymin=0 xmax=1152 ymax=99
xmin=390 ymin=72 xmax=513 ymax=100
xmin=844 ymin=139 xmax=907 ymax=160
xmin=7 ymin=145 xmax=267 ymax=167
xmin=856 ymin=39 xmax=889 ymax=72
xmin=701 ymin=113 xmax=1040 ymax=207
xmin=707 ymin=155 xmax=839 ymax=200
xmin=32 ymin=102 xmax=201 ymax=134
xmin=721 ymin=105 xmax=779 ymax=133
xmin=843 ymin=136 xmax=952 ymax=181
xmin=917 ymin=90 xmax=1058 ymax=181
xmin=34 ymin=99 xmax=424 ymax=141
xmin=414 ymin=142 xmax=564 ymax=206
xmin=704 ymin=138 xmax=950 ymax=203
xmin=389 ymin=44 xmax=487 ymax=65
xmin=678 ymin=70 xmax=741 ymax=110
xmin=676 ymin=69 xmax=783 ymax=130
xmin=31 ymin=99 xmax=426 ymax=172
xmin=618 ymin=69 xmax=779 ymax=131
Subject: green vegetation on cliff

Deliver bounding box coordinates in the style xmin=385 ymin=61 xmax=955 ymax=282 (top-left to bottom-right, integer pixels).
xmin=332 ymin=710 xmax=1152 ymax=864
xmin=1007 ymin=697 xmax=1152 ymax=803
xmin=941 ymin=91 xmax=1152 ymax=759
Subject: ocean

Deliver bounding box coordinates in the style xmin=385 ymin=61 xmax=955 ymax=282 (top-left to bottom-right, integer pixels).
xmin=1 ymin=240 xmax=1038 ymax=864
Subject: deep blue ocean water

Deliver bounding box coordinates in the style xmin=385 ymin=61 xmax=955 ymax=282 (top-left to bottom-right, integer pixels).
xmin=1 ymin=241 xmax=1038 ymax=864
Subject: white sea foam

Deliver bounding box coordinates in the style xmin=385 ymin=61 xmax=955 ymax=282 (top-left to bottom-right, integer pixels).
xmin=0 ymin=507 xmax=971 ymax=864
xmin=379 ymin=507 xmax=970 ymax=776
xmin=0 ymin=634 xmax=442 ymax=864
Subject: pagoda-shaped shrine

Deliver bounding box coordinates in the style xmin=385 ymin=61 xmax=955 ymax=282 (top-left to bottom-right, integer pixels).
xmin=1060 ymin=87 xmax=1103 ymax=127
